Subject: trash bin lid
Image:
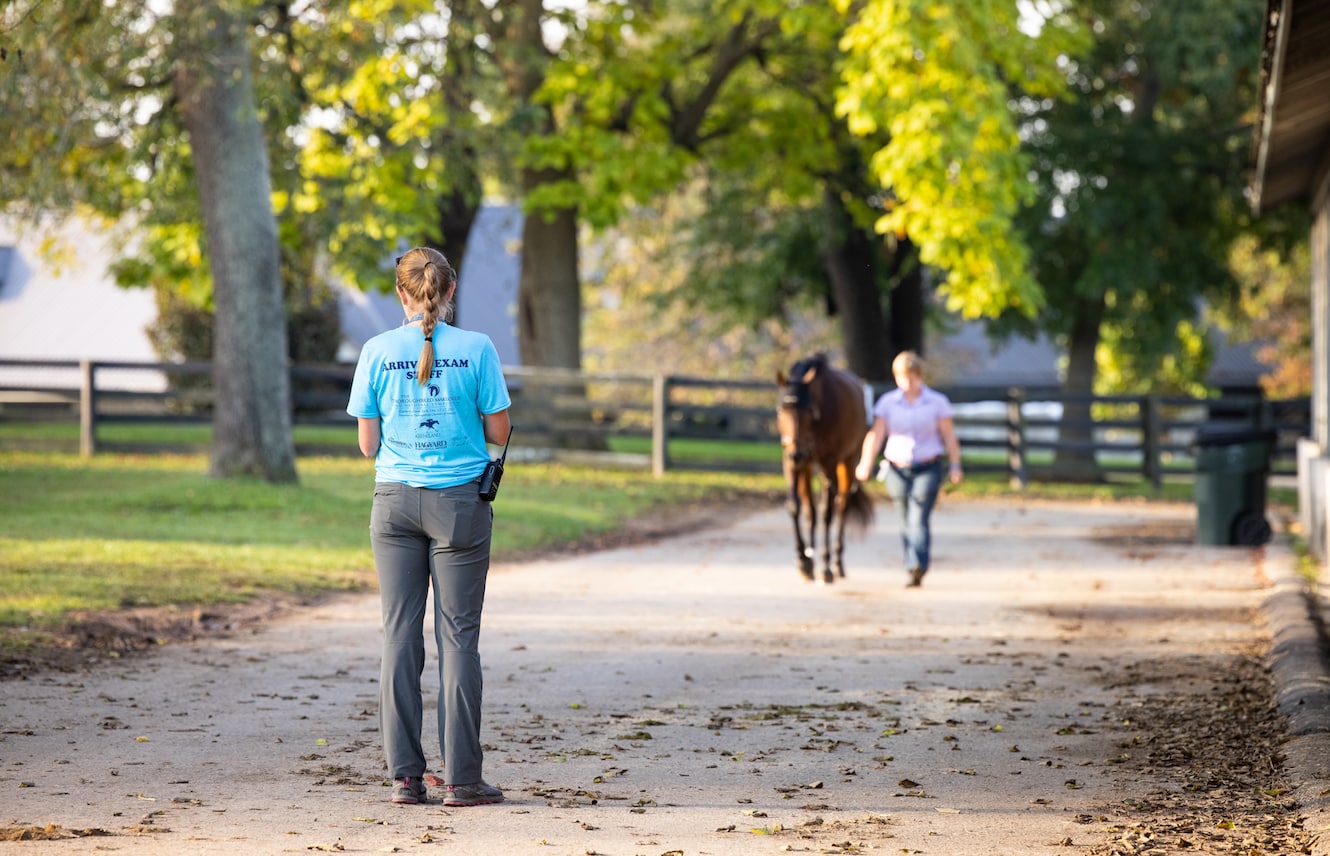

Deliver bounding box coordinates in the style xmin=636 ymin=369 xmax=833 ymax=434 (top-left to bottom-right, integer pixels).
xmin=1193 ymin=423 xmax=1276 ymax=448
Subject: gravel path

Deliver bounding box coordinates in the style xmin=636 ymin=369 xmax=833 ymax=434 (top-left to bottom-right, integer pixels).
xmin=0 ymin=496 xmax=1310 ymax=855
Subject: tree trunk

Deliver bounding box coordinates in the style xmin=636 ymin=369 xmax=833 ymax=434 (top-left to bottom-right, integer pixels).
xmin=821 ymin=189 xmax=892 ymax=384
xmin=516 ymin=166 xmax=582 ymax=370
xmin=1053 ymin=292 xmax=1106 ymax=481
xmin=888 ymin=239 xmax=925 ymax=359
xmin=428 ymin=0 xmax=485 ymax=294
xmin=174 ymin=4 xmax=296 ymax=483
xmin=516 ymin=164 xmax=599 ymax=448
xmin=497 ymin=0 xmax=582 ymax=370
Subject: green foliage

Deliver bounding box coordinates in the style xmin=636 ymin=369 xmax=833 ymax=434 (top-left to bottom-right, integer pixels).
xmin=292 ymin=1 xmax=512 ymax=289
xmin=1 ymin=1 xmax=353 ymax=345
xmin=1217 ymin=231 xmax=1313 ymax=397
xmin=582 ymin=188 xmax=843 ymax=378
xmin=541 ymin=0 xmax=908 ymax=373
xmin=1005 ymin=0 xmax=1266 ymax=394
xmin=4 ymin=0 xmax=1280 ymax=397
xmin=110 ymin=224 xmax=214 ymax=308
xmin=1097 ymin=318 xmax=1213 ymax=397
xmin=834 ymin=0 xmax=1086 ymax=320
xmin=0 ymin=2 xmax=153 ymax=217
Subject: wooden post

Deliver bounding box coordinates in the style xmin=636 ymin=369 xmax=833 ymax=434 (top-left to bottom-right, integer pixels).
xmin=1142 ymin=394 xmax=1161 ymax=490
xmin=652 ymin=375 xmax=670 ymax=477
xmin=1007 ymin=388 xmax=1027 ymax=490
xmin=79 ymin=359 xmax=97 ymax=457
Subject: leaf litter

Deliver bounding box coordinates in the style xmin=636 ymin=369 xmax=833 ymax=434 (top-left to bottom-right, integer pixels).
xmin=1084 ymin=651 xmax=1315 ymax=855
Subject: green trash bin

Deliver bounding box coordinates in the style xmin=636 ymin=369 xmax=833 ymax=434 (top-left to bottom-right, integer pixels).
xmin=1193 ymin=424 xmax=1274 ymax=546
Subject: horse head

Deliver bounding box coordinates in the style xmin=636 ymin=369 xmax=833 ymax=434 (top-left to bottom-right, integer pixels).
xmin=776 ymin=355 xmax=826 ymax=469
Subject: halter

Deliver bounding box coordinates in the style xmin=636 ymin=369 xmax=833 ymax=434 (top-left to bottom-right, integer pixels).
xmin=781 ymin=356 xmax=822 ymax=419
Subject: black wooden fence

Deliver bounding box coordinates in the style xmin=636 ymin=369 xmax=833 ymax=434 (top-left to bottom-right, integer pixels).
xmin=0 ymin=358 xmax=1309 ymax=487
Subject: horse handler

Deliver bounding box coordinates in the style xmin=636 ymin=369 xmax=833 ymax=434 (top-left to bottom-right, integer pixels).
xmin=856 ymin=350 xmax=963 ymax=587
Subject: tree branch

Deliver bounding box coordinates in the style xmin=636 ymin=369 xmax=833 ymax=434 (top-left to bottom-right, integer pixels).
xmin=668 ymin=11 xmax=780 ymax=151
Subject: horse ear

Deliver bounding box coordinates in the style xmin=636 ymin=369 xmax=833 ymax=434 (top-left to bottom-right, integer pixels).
xmin=776 ymin=370 xmax=787 ymax=386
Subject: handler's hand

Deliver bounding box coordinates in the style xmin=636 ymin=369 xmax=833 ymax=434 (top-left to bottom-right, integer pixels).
xmin=855 ymin=462 xmax=873 ymax=482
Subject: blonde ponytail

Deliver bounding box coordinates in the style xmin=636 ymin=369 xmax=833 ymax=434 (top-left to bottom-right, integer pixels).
xmin=395 ymin=248 xmax=457 ymax=387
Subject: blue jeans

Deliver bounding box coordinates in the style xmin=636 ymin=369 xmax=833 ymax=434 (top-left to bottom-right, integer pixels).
xmin=884 ymin=459 xmax=944 ymax=574
xmin=371 ymin=481 xmax=493 ymax=785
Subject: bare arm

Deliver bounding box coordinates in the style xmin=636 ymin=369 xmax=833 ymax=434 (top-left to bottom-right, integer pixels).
xmin=939 ymin=416 xmax=963 ymax=484
xmin=357 ymin=417 xmax=381 ymax=458
xmin=855 ymin=416 xmax=887 ymax=481
xmin=483 ymin=408 xmax=512 ymax=447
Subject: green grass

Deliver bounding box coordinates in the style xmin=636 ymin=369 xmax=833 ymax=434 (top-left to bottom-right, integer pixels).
xmin=0 ymin=435 xmax=1296 ymax=652
xmin=0 ymin=449 xmax=785 ymax=642
xmin=0 ymin=420 xmax=358 ymax=449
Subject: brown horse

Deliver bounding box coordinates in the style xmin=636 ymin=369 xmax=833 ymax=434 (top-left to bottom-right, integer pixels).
xmin=775 ymin=353 xmax=874 ymax=584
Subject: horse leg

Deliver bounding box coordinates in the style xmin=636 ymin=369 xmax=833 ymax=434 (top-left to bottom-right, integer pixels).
xmin=786 ymin=473 xmax=816 ymax=581
xmin=830 ymin=489 xmax=851 ymax=579
xmin=830 ymin=463 xmax=855 ymax=579
xmin=818 ymin=478 xmax=837 ymax=585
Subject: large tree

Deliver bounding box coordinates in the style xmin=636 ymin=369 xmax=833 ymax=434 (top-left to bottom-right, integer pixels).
xmin=1004 ymin=0 xmax=1268 ymax=478
xmin=662 ymin=3 xmax=914 ymax=383
xmin=1 ymin=0 xmax=296 ymax=481
xmin=525 ymin=1 xmax=918 ymax=383
xmin=174 ymin=3 xmax=295 ymax=481
xmin=834 ymin=0 xmax=1083 ymax=320
xmin=543 ymin=0 xmax=1080 ymax=383
xmin=292 ymin=1 xmax=508 ymax=297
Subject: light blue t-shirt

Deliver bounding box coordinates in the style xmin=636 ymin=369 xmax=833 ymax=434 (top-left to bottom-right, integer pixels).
xmin=347 ymin=323 xmax=511 ymax=489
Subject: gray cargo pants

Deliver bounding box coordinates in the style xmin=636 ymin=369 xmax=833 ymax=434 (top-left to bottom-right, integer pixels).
xmin=370 ymin=480 xmax=492 ymax=785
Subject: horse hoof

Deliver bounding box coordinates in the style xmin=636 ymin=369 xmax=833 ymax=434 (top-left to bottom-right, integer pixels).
xmin=822 ymin=570 xmax=835 ymax=585
xmin=799 ymin=566 xmax=816 ymax=582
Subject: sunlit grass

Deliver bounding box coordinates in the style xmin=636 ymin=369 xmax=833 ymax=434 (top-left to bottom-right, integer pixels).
xmin=0 ymin=450 xmax=784 ymax=640
xmin=0 ymin=439 xmax=1286 ymax=649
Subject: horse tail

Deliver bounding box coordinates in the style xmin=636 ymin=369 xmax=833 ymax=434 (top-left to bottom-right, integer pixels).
xmin=845 ymin=483 xmax=874 ymax=534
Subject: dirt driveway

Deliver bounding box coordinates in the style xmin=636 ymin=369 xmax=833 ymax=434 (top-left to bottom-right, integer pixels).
xmin=0 ymin=497 xmax=1314 ymax=855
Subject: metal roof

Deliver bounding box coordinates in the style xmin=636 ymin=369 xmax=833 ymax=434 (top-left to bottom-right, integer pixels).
xmin=1252 ymin=0 xmax=1330 ymax=212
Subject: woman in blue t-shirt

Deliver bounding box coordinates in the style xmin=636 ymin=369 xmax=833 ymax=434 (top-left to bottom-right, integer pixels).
xmin=347 ymin=247 xmax=511 ymax=807
xmin=856 ymin=351 xmax=963 ymax=588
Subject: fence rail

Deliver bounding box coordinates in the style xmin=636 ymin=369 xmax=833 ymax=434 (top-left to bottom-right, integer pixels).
xmin=0 ymin=358 xmax=1309 ymax=486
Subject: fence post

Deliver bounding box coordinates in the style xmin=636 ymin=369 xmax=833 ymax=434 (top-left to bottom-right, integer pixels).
xmin=79 ymin=359 xmax=98 ymax=457
xmin=652 ymin=375 xmax=670 ymax=477
xmin=1006 ymin=387 xmax=1027 ymax=490
xmin=1142 ymin=394 xmax=1161 ymax=490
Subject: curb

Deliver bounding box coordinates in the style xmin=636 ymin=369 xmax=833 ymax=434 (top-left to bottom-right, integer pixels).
xmin=1263 ymin=535 xmax=1330 ymax=853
